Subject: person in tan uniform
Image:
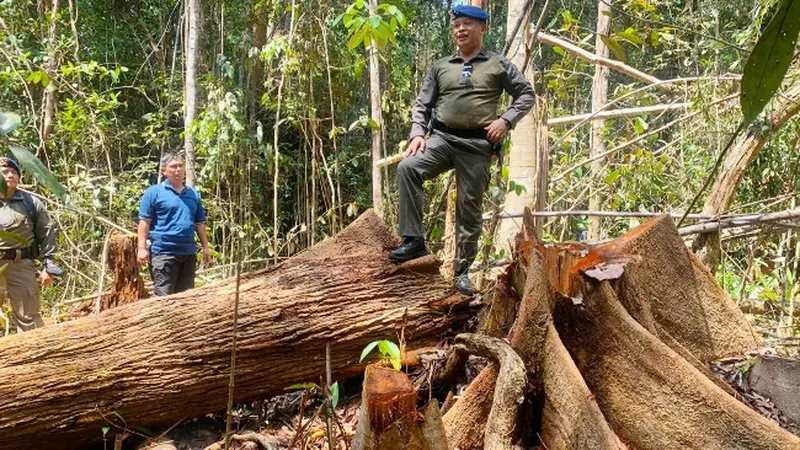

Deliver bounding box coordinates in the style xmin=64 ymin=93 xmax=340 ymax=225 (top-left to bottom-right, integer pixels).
xmin=0 ymin=157 xmax=60 ymax=333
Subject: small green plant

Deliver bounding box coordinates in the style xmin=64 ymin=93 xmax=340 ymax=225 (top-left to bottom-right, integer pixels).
xmin=360 ymin=339 xmax=401 ymax=370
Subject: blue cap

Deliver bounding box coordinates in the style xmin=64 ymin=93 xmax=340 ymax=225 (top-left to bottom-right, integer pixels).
xmin=0 ymin=157 xmax=21 ymax=176
xmin=452 ymin=5 xmax=490 ymax=21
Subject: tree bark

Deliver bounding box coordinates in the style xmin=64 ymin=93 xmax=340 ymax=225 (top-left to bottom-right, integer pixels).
xmin=497 ymin=97 xmax=549 ymax=249
xmin=495 ymin=0 xmax=538 ymax=252
xmin=440 ymin=212 xmax=795 ymax=450
xmin=588 ymin=0 xmax=612 ymax=240
xmin=0 ymin=211 xmax=472 ymax=450
xmin=41 ymin=0 xmax=60 ymax=148
xmin=554 ymin=280 xmax=800 ymax=450
xmin=452 ymin=334 xmax=526 ymax=450
xmin=183 ymin=0 xmax=199 ymax=187
xmin=368 ymin=0 xmax=384 ymax=216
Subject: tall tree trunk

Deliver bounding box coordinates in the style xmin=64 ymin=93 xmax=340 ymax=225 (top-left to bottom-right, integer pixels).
xmin=368 ymin=0 xmax=384 ymax=216
xmin=494 ymin=0 xmax=539 ymax=253
xmin=0 ymin=211 xmax=472 ymax=450
xmin=40 ymin=0 xmax=60 ymax=150
xmin=588 ymin=0 xmax=611 ymax=240
xmin=183 ymin=0 xmax=199 ymax=187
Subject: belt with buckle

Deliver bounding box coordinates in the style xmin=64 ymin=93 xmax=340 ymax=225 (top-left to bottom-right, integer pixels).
xmin=432 ymin=118 xmax=488 ymax=140
xmin=0 ymin=248 xmax=32 ymax=260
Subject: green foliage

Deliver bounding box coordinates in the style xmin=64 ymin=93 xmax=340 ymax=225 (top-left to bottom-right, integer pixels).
xmin=329 ymin=381 xmax=340 ymax=409
xmin=740 ymin=0 xmax=800 ymax=124
xmin=360 ymin=339 xmax=401 ymax=370
xmin=9 ymin=145 xmax=67 ymax=200
xmin=336 ymin=0 xmax=407 ymax=51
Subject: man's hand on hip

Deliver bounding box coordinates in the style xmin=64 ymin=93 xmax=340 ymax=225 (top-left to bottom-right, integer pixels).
xmin=404 ymin=136 xmax=426 ymax=157
xmin=485 ymin=118 xmax=510 ymax=144
xmin=137 ymin=248 xmax=149 ymax=265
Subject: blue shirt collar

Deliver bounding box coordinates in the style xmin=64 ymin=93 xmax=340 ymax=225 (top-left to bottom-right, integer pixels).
xmin=162 ymin=180 xmax=186 ymax=194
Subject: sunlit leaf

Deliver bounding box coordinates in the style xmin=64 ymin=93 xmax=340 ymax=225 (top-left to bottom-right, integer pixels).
xmin=360 ymin=340 xmax=380 ymax=362
xmin=605 ymin=169 xmax=622 ymax=185
xmin=0 ymin=112 xmax=21 ymax=136
xmin=329 ymin=381 xmax=340 ymax=409
xmin=9 ymin=145 xmax=67 ymax=200
xmin=633 ymin=116 xmax=648 ymax=134
xmin=384 ymin=340 xmax=400 ymax=361
xmin=741 ymin=0 xmax=800 ymax=124
xmin=617 ymin=27 xmax=644 ymax=45
xmin=600 ymin=35 xmax=627 ymax=62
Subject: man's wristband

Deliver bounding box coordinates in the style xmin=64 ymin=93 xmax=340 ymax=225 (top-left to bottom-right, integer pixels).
xmin=501 ymin=117 xmax=512 ymax=128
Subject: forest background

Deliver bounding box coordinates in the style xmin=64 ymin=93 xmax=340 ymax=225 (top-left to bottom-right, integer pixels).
xmin=0 ymin=0 xmax=798 ymax=336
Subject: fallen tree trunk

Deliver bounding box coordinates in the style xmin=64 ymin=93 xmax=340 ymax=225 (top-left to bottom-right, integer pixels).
xmin=0 ymin=210 xmax=472 ymax=450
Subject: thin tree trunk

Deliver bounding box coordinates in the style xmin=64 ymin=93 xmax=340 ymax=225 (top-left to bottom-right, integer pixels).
xmin=588 ymin=0 xmax=611 ymax=240
xmin=273 ymin=0 xmax=296 ymax=262
xmin=320 ymin=18 xmax=340 ymax=233
xmin=40 ymin=0 xmax=60 ymax=149
xmin=0 ymin=211 xmax=472 ymax=450
xmin=368 ymin=0 xmax=384 ymax=216
xmin=184 ymin=0 xmax=199 ymax=187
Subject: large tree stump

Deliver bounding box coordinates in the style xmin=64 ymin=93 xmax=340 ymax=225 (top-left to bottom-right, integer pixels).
xmin=0 ymin=210 xmax=472 ymax=450
xmin=441 ymin=212 xmax=798 ymax=450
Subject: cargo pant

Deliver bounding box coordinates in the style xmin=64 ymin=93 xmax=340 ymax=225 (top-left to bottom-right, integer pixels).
xmin=0 ymin=257 xmax=44 ymax=333
xmin=397 ymin=130 xmax=492 ymax=274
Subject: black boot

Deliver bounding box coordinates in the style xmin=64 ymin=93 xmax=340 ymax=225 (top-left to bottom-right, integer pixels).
xmin=453 ymin=261 xmax=475 ymax=296
xmin=389 ymin=236 xmax=429 ymax=263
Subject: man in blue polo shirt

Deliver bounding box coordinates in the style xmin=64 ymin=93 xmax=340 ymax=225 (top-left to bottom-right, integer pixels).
xmin=136 ymin=153 xmax=211 ymax=296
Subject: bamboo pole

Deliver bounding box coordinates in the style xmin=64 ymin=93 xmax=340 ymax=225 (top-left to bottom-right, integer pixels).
xmin=548 ymin=102 xmax=692 ymax=126
xmin=535 ymin=32 xmax=671 ymax=90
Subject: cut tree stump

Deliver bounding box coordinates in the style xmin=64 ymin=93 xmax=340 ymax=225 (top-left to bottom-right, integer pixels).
xmin=101 ymin=233 xmax=147 ymax=308
xmin=66 ymin=233 xmax=147 ymax=318
xmin=0 ymin=210 xmax=472 ymax=450
xmin=441 ymin=211 xmax=799 ymax=450
xmin=352 ymin=365 xmax=447 ymax=450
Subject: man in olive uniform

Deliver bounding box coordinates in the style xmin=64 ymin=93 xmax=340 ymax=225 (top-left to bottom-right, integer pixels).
xmin=390 ymin=5 xmax=534 ymax=295
xmin=0 ymin=157 xmax=61 ymax=332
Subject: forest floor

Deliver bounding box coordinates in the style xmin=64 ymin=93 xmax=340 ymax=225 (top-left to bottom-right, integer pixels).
xmin=87 ymin=341 xmax=799 ymax=450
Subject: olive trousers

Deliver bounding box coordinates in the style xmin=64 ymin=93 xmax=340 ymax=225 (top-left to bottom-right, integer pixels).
xmin=396 ymin=131 xmax=492 ymax=274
